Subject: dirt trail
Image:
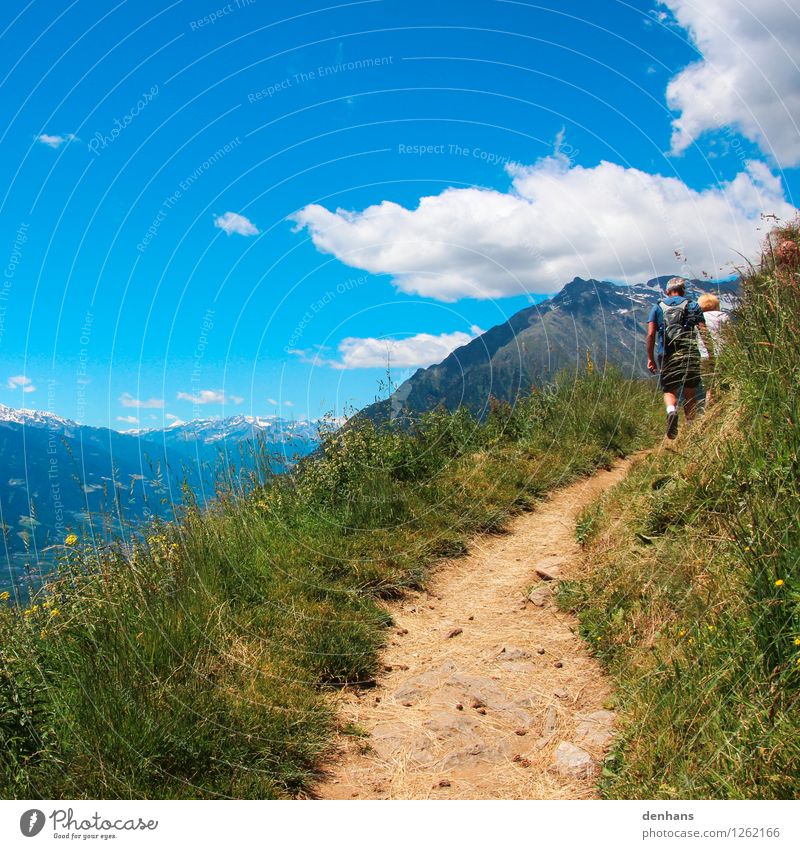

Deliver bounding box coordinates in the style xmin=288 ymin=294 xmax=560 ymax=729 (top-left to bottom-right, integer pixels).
xmin=314 ymin=457 xmax=638 ymax=800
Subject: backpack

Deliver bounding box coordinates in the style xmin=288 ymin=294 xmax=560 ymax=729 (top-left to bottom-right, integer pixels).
xmin=658 ymin=298 xmax=692 ymax=351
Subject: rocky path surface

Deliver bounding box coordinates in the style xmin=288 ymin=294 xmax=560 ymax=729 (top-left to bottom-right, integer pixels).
xmin=314 ymin=458 xmax=637 ymax=800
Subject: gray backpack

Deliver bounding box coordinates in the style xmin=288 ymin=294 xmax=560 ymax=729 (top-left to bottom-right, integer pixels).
xmin=659 ymin=298 xmax=691 ymax=350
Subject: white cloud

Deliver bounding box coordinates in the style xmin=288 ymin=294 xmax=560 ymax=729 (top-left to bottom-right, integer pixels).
xmin=119 ymin=392 xmax=164 ymax=409
xmin=117 ymin=415 xmax=139 ymax=424
xmin=290 ymin=153 xmax=795 ymax=301
xmin=165 ymin=413 xmax=181 ymax=421
xmin=176 ymin=389 xmax=242 ymax=405
xmin=36 ymin=133 xmax=78 ymax=148
xmin=6 ymin=375 xmax=36 ymax=393
xmin=291 ymin=327 xmax=482 ymax=370
xmin=662 ymin=0 xmax=800 ymax=167
xmin=284 ymin=400 xmax=294 ymax=408
xmin=214 ymin=211 xmax=259 ymax=236
xmin=267 ymin=397 xmax=279 ymax=406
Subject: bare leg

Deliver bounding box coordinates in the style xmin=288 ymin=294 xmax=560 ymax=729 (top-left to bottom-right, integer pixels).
xmin=663 ymin=391 xmax=678 ymax=410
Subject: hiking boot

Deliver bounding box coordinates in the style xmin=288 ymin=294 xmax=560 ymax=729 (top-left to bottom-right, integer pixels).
xmin=666 ymin=410 xmax=679 ymax=439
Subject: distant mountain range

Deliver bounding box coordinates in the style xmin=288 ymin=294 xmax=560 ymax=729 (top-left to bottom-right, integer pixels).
xmin=361 ymin=275 xmax=739 ymax=423
xmin=0 ymin=407 xmax=320 ymax=590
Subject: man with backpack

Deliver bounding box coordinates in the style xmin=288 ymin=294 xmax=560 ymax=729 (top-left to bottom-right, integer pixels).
xmin=646 ymin=277 xmax=710 ymax=439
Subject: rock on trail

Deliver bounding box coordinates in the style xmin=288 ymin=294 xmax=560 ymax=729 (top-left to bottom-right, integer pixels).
xmin=313 ymin=460 xmax=635 ymax=800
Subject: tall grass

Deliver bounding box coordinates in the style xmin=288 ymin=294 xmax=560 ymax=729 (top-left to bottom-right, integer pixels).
xmin=0 ymin=367 xmax=659 ymax=798
xmin=559 ymin=221 xmax=800 ymax=799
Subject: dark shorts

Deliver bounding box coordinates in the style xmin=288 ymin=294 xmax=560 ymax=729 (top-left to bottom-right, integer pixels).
xmin=659 ymin=350 xmax=701 ymax=394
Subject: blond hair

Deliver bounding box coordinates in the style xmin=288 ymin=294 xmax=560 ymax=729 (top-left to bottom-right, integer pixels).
xmin=698 ymin=293 xmax=720 ymax=311
xmin=665 ymin=277 xmax=686 ymax=294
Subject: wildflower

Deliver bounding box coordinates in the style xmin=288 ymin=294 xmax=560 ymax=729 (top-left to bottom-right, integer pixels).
xmin=774 ymin=579 xmax=785 ymax=587
xmin=65 ymin=533 xmax=78 ymax=546
xmin=794 ymin=638 xmax=800 ymax=646
xmin=678 ymin=629 xmax=686 ymax=637
xmin=50 ymin=609 xmax=60 ymax=617
xmin=707 ymin=625 xmax=716 ymax=631
xmin=0 ymin=591 xmax=9 ymax=601
xmin=687 ymin=637 xmax=695 ymax=645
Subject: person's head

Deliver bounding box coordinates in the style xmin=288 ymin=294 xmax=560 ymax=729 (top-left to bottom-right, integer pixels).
xmin=698 ymin=293 xmax=720 ymax=312
xmin=665 ymin=277 xmax=686 ymax=296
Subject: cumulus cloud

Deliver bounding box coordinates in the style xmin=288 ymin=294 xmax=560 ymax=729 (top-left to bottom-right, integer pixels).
xmin=291 ymin=327 xmax=483 ymax=370
xmin=214 ymin=211 xmax=259 ymax=236
xmin=662 ymin=0 xmax=800 ymax=167
xmin=117 ymin=415 xmax=139 ymax=425
xmin=119 ymin=392 xmax=164 ymax=409
xmin=290 ymin=153 xmax=794 ymax=301
xmin=267 ymin=397 xmax=279 ymax=406
xmin=36 ymin=133 xmax=78 ymax=148
xmin=176 ymin=389 xmax=243 ymax=405
xmin=6 ymin=375 xmax=36 ymax=393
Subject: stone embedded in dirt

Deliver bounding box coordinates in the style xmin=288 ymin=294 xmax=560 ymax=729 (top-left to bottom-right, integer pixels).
xmin=544 ymin=705 xmax=558 ymax=735
xmin=554 ymin=688 xmax=569 ymax=699
xmin=396 ymin=628 xmax=409 ymax=636
xmin=437 ymin=779 xmax=451 ymax=787
xmin=455 ymin=703 xmax=464 ymax=711
xmin=535 ymin=566 xmax=560 ymax=581
xmin=550 ymin=742 xmax=597 ymax=779
xmin=553 ymin=661 xmax=564 ymax=668
xmin=496 ymin=646 xmax=532 ymax=661
xmin=446 ymin=628 xmax=463 ymax=639
xmin=536 ymin=647 xmax=546 ymax=654
xmin=476 ymin=707 xmax=487 ymax=715
xmin=471 ymin=697 xmax=486 ymax=709
xmin=468 ymin=615 xmax=474 ymax=621
xmin=574 ymin=710 xmax=617 ymax=749
xmin=402 ymin=701 xmax=413 ymax=707
xmin=396 ymin=664 xmax=409 ymax=671
xmin=384 ymin=665 xmax=393 ymax=672
xmin=512 ymin=754 xmax=532 ymax=767
xmin=527 ymin=585 xmax=550 ymax=606
xmin=515 ymin=728 xmax=528 ymax=736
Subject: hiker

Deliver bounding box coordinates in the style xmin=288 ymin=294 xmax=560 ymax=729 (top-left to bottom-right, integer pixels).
xmin=646 ymin=277 xmax=710 ymax=439
xmin=697 ymin=293 xmax=730 ymax=407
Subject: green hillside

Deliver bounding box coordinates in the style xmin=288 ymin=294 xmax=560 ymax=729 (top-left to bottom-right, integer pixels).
xmin=0 ymin=369 xmax=659 ymax=798
xmin=559 ymin=221 xmax=800 ymax=798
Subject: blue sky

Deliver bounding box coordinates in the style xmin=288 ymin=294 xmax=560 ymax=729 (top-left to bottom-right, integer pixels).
xmin=0 ymin=0 xmax=797 ymax=427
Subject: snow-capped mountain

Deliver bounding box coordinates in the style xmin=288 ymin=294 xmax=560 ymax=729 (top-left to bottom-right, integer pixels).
xmin=0 ymin=403 xmax=79 ymax=433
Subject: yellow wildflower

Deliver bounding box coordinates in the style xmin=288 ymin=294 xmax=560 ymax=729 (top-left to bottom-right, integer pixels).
xmin=0 ymin=591 xmax=9 ymax=601
xmin=774 ymin=579 xmax=785 ymax=587
xmin=687 ymin=637 xmax=695 ymax=645
xmin=65 ymin=534 xmax=78 ymax=546
xmin=794 ymin=638 xmax=800 ymax=646
xmin=50 ymin=609 xmax=60 ymax=617
xmin=678 ymin=629 xmax=686 ymax=637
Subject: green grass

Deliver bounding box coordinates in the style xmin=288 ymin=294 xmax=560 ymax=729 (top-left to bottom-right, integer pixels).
xmin=0 ymin=366 xmax=660 ymax=798
xmin=558 ymin=221 xmax=800 ymax=799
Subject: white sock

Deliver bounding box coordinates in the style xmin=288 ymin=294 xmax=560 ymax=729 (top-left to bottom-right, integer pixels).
xmin=666 ymin=404 xmax=677 ymax=414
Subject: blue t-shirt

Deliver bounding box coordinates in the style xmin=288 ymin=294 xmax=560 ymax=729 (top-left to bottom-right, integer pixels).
xmin=648 ymin=296 xmax=705 ymax=355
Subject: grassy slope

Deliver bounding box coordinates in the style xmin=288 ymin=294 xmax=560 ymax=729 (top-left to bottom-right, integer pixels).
xmin=0 ymin=368 xmax=660 ymax=798
xmin=559 ymin=223 xmax=800 ymax=799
